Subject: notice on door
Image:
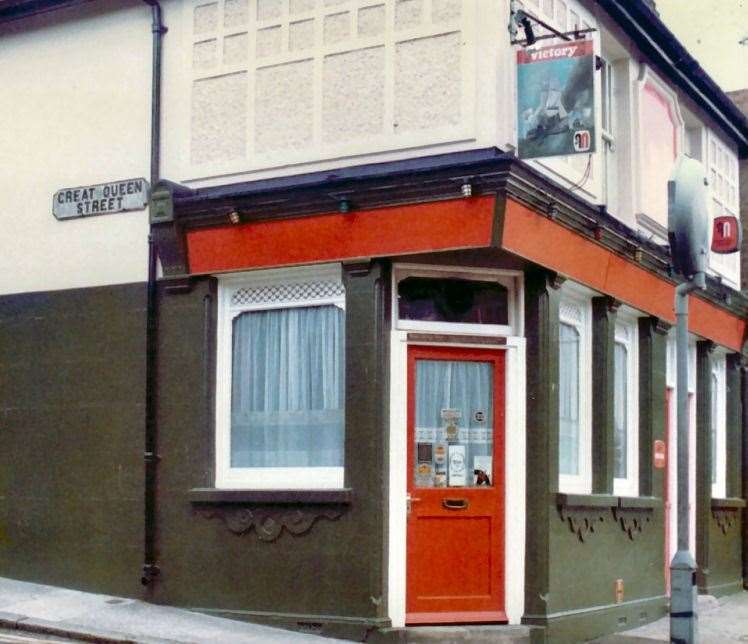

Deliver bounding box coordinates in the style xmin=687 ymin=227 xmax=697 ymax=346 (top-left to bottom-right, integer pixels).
xmin=448 ymin=444 xmax=467 ymax=486
xmin=53 ymin=178 xmax=149 ymax=220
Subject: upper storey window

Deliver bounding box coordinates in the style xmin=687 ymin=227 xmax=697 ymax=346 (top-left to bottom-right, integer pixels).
xmin=708 ymin=133 xmax=740 ymax=286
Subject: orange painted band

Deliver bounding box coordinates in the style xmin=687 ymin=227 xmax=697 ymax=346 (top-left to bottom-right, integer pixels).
xmin=186 ymin=196 xmax=496 ymax=274
xmin=501 ymin=198 xmax=746 ymax=352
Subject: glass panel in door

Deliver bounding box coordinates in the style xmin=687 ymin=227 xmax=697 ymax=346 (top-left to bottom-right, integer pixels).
xmin=414 ymin=359 xmax=494 ymax=488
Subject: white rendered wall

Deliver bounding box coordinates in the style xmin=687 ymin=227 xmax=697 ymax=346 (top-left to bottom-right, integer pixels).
xmin=0 ymin=1 xmax=161 ymax=295
xmin=2 ymin=0 xmax=741 ymax=296
xmin=163 ymin=0 xmax=507 ymax=187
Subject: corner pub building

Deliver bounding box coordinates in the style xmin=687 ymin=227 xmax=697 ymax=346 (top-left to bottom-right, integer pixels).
xmin=0 ymin=0 xmax=746 ymax=642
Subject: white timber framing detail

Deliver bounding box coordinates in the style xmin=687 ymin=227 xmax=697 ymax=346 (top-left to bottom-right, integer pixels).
xmin=179 ymin=0 xmax=481 ymax=184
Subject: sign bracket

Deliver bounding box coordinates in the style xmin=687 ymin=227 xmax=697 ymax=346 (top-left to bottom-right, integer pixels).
xmin=511 ymin=27 xmax=596 ymax=47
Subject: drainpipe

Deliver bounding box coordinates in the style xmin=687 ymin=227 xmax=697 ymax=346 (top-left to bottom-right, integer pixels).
xmin=142 ymin=0 xmax=166 ymax=588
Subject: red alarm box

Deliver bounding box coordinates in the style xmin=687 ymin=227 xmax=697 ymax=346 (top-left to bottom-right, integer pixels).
xmin=712 ymin=215 xmax=741 ymax=254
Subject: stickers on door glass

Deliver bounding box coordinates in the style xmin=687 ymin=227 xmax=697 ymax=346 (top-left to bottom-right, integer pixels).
xmin=473 ymin=455 xmax=492 ymax=486
xmin=441 ymin=408 xmax=461 ymax=442
xmin=415 ymin=443 xmax=435 ymax=487
xmin=414 ymin=408 xmax=492 ymax=488
xmin=433 ymin=443 xmax=447 ymax=487
xmin=447 ymin=445 xmax=467 ymax=486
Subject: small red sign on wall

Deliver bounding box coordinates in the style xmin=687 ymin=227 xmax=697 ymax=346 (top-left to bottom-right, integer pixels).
xmin=654 ymin=440 xmax=667 ymax=469
xmin=712 ymin=215 xmax=741 ymax=254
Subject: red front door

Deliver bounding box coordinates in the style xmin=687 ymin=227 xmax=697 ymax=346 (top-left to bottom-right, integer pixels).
xmin=406 ymin=345 xmax=506 ymax=624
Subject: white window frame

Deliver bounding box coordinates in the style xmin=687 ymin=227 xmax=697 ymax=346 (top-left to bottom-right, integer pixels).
xmin=711 ymin=352 xmax=727 ymax=500
xmin=215 ymin=263 xmax=346 ymax=490
xmin=558 ymin=285 xmax=593 ymax=494
xmin=600 ymin=56 xmax=618 ymax=215
xmin=707 ymin=132 xmax=741 ymax=288
xmin=392 ymin=264 xmax=523 ymax=337
xmin=613 ymin=315 xmax=639 ymax=497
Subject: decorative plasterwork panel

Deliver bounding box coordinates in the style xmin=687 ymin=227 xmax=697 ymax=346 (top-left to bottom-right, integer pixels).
xmin=712 ymin=507 xmax=739 ymax=536
xmin=559 ymin=300 xmax=582 ymax=326
xmin=612 ymin=506 xmax=653 ymax=541
xmin=196 ymin=504 xmax=346 ymax=541
xmin=230 ymin=279 xmax=345 ymax=307
xmin=558 ymin=504 xmax=606 ymax=542
xmin=186 ymin=0 xmax=475 ymax=179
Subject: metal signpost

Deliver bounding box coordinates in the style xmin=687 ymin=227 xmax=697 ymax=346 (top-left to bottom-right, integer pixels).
xmin=667 ymin=155 xmax=712 ymax=644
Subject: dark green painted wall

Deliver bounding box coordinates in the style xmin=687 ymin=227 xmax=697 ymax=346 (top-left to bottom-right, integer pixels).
xmin=0 ymin=265 xmax=392 ymax=637
xmin=523 ymin=272 xmax=669 ymax=644
xmin=700 ymin=350 xmax=744 ymax=596
xmin=0 ymin=258 xmax=743 ymax=641
xmin=149 ymin=263 xmax=391 ymax=634
xmin=0 ymin=284 xmax=146 ymax=598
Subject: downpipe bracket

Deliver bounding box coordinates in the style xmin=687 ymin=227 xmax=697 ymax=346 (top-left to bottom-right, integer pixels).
xmin=141 ymin=564 xmax=161 ymax=586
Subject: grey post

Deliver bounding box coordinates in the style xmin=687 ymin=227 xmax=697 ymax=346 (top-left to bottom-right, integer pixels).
xmin=670 ymin=271 xmax=704 ymax=644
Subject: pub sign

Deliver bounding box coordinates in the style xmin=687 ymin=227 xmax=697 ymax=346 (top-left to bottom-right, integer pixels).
xmin=517 ymin=39 xmax=596 ymax=160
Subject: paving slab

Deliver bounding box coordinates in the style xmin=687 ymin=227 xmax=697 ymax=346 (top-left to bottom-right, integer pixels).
xmin=590 ymin=591 xmax=748 ymax=644
xmin=0 ymin=577 xmax=343 ymax=644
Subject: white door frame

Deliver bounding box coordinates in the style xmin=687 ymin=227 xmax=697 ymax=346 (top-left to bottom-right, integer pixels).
xmin=386 ymin=264 xmax=526 ymax=627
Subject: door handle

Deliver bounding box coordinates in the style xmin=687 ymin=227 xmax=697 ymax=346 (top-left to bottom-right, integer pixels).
xmin=442 ymin=498 xmax=469 ymax=510
xmin=407 ymin=494 xmax=421 ymax=515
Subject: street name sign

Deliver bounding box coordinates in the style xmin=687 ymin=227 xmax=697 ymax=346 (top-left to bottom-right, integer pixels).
xmin=53 ymin=178 xmax=149 ymax=220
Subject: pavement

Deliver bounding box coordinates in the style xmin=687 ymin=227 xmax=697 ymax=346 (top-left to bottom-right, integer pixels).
xmin=591 ymin=591 xmax=748 ymax=643
xmin=0 ymin=577 xmax=343 ymax=643
xmin=0 ymin=576 xmax=746 ymax=644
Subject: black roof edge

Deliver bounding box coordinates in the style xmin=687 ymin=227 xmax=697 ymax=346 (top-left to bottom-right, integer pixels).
xmin=597 ymin=0 xmax=748 ymax=155
xmin=170 ymin=145 xmax=668 ymax=260
xmin=171 ymin=145 xmax=665 ymax=258
xmin=172 ymin=147 xmax=510 ymax=206
xmin=161 ymin=146 xmax=747 ymax=319
xmin=0 ymin=0 xmax=90 ymax=23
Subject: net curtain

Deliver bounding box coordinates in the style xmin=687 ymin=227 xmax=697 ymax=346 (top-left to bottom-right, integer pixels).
xmin=230 ymin=304 xmax=345 ymax=468
xmin=415 ymin=359 xmax=494 ymax=483
xmin=559 ymin=322 xmax=580 ymax=476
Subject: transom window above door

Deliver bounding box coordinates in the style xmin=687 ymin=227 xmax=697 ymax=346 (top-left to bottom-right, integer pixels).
xmin=399 ymin=277 xmax=508 ymax=325
xmin=393 ymin=265 xmax=522 ymax=336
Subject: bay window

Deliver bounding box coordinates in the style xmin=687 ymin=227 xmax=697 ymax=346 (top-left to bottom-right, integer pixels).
xmin=216 ymin=264 xmax=346 ymax=489
xmin=711 ymin=353 xmax=726 ymax=499
xmin=613 ymin=320 xmax=638 ymax=497
xmin=558 ymin=292 xmax=592 ymax=493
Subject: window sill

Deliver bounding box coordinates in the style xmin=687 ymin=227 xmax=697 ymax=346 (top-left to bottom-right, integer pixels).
xmin=556 ymin=493 xmax=617 ymax=508
xmin=189 ymin=488 xmax=354 ymax=505
xmin=711 ymin=497 xmax=746 ymax=509
xmin=556 ymin=493 xmax=661 ymax=509
xmin=618 ymin=496 xmax=662 ymax=509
